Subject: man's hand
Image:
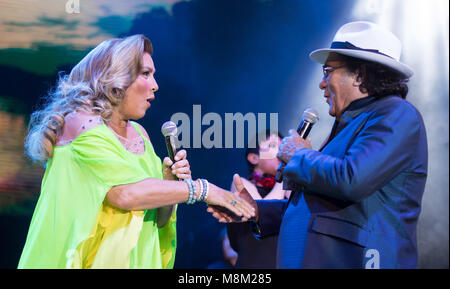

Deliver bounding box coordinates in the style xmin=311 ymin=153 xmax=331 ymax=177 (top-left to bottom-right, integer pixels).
xmin=276 ymin=129 xmax=312 ymax=164
xmin=207 ymin=174 xmax=258 ymax=223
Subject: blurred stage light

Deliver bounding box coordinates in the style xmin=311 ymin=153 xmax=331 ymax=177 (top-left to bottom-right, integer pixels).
xmin=353 ymin=0 xmax=449 ymax=268
xmin=352 ymin=0 xmax=449 ymax=99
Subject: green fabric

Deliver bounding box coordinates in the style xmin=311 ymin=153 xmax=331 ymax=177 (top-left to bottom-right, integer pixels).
xmin=18 ymin=122 xmax=177 ymax=269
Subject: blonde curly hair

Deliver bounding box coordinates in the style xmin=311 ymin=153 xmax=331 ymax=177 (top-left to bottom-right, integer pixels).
xmin=25 ymin=34 xmax=153 ymax=163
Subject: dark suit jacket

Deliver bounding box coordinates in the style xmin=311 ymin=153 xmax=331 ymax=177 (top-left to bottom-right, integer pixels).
xmin=255 ymin=95 xmax=428 ymax=269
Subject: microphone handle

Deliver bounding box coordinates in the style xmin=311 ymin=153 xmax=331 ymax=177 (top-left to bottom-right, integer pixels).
xmin=298 ymin=121 xmax=312 ymax=139
xmin=275 ymin=120 xmax=312 ymax=183
xmin=165 ymin=135 xmax=179 ymax=181
xmin=275 ymin=164 xmax=285 ymax=183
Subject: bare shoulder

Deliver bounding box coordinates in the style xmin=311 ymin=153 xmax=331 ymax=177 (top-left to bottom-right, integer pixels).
xmin=57 ymin=110 xmax=103 ymax=145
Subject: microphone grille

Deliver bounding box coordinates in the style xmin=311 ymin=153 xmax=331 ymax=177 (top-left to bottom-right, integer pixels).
xmin=161 ymin=121 xmax=178 ymax=136
xmin=303 ymin=108 xmax=319 ymax=124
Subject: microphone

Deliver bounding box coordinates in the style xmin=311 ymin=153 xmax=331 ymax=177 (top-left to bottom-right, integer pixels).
xmin=275 ymin=108 xmax=319 ymax=182
xmin=161 ymin=121 xmax=179 ymax=181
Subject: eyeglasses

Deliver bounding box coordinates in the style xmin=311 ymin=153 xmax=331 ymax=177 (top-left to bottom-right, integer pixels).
xmin=322 ymin=65 xmax=346 ymax=78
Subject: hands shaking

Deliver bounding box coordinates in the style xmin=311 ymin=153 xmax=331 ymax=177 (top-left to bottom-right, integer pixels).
xmin=207 ymin=174 xmax=259 ymax=223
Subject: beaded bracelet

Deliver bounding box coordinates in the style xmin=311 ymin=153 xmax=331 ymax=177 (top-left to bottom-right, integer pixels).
xmin=199 ymin=179 xmax=209 ymax=202
xmin=184 ymin=178 xmax=209 ymax=204
xmin=183 ymin=178 xmax=197 ymax=205
xmin=198 ymin=179 xmax=204 ymax=201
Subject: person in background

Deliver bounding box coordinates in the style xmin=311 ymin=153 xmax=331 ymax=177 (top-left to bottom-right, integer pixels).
xmin=224 ymin=130 xmax=290 ymax=268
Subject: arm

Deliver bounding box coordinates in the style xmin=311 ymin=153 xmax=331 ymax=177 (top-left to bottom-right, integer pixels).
xmin=136 ymin=123 xmax=188 ymax=227
xmin=107 ymin=177 xmax=255 ymax=221
xmin=106 ymin=178 xmax=191 ymax=211
xmin=283 ymin=103 xmax=422 ymax=203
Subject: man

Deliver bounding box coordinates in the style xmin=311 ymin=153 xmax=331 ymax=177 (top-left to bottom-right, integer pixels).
xmin=208 ymin=21 xmax=428 ymax=269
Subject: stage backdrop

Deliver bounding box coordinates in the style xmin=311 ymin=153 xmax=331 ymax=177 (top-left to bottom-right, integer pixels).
xmin=0 ymin=0 xmax=448 ymax=268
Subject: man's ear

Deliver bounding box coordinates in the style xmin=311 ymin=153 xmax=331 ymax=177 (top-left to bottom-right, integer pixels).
xmin=353 ymin=67 xmax=365 ymax=87
xmin=353 ymin=76 xmax=363 ymax=87
xmin=247 ymin=153 xmax=259 ymax=165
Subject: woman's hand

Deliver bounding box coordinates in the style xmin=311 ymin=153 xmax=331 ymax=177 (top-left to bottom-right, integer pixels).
xmin=206 ymin=174 xmax=258 ymax=222
xmin=160 ymin=149 xmax=190 ymax=227
xmin=163 ymin=149 xmax=191 ymax=180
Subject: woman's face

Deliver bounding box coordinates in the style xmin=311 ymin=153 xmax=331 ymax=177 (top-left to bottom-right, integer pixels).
xmin=119 ymin=52 xmax=158 ymax=120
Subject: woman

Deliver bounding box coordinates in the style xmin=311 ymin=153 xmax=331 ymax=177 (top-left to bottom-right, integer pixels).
xmin=19 ymin=35 xmax=254 ymax=269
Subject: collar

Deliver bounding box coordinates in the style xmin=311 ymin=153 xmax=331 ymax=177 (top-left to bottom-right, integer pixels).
xmin=319 ymin=95 xmax=381 ymax=151
xmin=343 ymin=95 xmax=378 ymax=115
xmin=338 ymin=95 xmax=385 ymax=124
xmin=320 ymin=95 xmax=401 ymax=151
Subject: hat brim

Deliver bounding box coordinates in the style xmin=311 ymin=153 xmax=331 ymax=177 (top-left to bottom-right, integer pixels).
xmin=310 ymin=48 xmax=414 ymax=78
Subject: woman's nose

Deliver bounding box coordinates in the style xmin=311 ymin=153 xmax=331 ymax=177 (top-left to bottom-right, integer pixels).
xmin=151 ymin=78 xmax=159 ymax=92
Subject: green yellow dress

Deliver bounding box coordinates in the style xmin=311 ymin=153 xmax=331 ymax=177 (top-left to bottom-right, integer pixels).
xmin=18 ymin=122 xmax=177 ymax=269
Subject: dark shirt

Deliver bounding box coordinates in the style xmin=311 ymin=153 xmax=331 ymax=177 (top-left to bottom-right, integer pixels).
xmin=227 ymin=185 xmax=281 ymax=269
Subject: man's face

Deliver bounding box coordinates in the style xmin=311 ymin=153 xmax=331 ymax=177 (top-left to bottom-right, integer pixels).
xmin=319 ymin=55 xmax=359 ymax=120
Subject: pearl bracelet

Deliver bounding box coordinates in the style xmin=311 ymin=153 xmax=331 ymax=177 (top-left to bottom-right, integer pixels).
xmin=199 ymin=179 xmax=209 ymax=202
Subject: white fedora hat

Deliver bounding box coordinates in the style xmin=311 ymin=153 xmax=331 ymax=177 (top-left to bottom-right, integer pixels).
xmin=310 ymin=21 xmax=413 ymax=77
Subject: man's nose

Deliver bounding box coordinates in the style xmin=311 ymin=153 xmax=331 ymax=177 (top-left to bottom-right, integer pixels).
xmin=319 ymin=77 xmax=327 ymax=90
